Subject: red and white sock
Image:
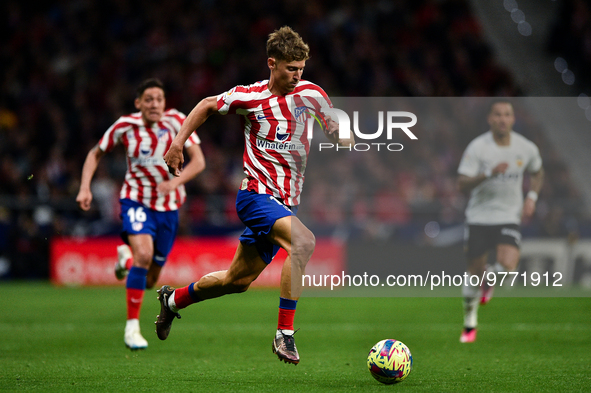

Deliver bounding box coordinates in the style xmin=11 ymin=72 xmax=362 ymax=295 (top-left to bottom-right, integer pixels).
xmin=277 ymin=297 xmax=297 ymax=336
xmin=169 ymin=283 xmax=202 ymax=312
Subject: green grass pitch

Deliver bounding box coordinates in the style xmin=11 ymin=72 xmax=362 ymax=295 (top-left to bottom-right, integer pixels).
xmin=1 ymin=282 xmax=590 ymax=392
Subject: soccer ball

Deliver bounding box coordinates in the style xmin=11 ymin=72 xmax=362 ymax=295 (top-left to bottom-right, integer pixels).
xmin=367 ymin=339 xmax=413 ymax=384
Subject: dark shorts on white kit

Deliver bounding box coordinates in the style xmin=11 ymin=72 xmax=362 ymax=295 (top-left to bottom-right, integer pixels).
xmin=119 ymin=199 xmax=179 ymax=267
xmin=236 ymin=190 xmax=297 ymax=264
xmin=464 ymin=224 xmax=521 ymax=259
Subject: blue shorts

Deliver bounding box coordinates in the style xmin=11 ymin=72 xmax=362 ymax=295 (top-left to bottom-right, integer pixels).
xmin=120 ymin=199 xmax=179 ymax=267
xmin=236 ymin=190 xmax=298 ymax=264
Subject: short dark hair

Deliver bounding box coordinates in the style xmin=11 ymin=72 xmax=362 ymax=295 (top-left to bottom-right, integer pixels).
xmin=136 ymin=78 xmax=165 ymax=98
xmin=266 ymin=26 xmax=310 ymax=62
xmin=488 ymin=99 xmax=513 ymax=114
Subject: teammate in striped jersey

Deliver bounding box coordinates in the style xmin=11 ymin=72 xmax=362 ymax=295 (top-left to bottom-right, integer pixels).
xmin=155 ymin=26 xmax=353 ymax=364
xmin=76 ymin=78 xmax=205 ymax=350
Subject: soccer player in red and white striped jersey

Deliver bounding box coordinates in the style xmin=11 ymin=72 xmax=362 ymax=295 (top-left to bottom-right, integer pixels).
xmin=98 ymin=106 xmax=200 ymax=212
xmin=155 ymin=26 xmax=353 ymax=364
xmin=76 ymin=78 xmax=205 ymax=350
xmin=216 ymin=78 xmax=331 ymax=207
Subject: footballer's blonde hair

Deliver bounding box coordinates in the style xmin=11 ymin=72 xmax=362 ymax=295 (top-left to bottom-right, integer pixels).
xmin=266 ymin=26 xmax=310 ymax=62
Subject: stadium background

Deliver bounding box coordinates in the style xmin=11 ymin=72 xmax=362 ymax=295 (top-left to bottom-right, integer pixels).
xmin=0 ymin=0 xmax=590 ymax=285
xmin=2 ymin=2 xmax=591 ymax=392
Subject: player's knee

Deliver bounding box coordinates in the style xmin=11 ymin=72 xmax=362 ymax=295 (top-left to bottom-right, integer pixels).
xmin=498 ymin=254 xmax=520 ymax=272
xmin=503 ymin=260 xmax=519 ymax=272
xmin=228 ymin=277 xmax=253 ymax=293
xmin=291 ymin=232 xmax=315 ymax=263
xmin=131 ymin=249 xmax=152 ymax=269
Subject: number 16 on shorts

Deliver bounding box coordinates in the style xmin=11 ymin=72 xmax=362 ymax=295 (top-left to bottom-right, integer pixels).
xmin=121 ymin=199 xmax=151 ymax=234
xmin=128 ymin=206 xmax=146 ymax=231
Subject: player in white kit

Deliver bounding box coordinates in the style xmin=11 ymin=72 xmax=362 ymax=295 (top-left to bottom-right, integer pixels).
xmin=457 ymin=100 xmax=544 ymax=343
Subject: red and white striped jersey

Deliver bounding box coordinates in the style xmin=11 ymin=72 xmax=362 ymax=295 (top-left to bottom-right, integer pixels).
xmin=98 ymin=109 xmax=200 ymax=212
xmin=217 ymin=79 xmax=332 ymax=206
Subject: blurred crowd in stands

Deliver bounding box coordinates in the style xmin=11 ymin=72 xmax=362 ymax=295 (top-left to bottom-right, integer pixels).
xmin=0 ymin=0 xmax=587 ymax=278
xmin=547 ymin=0 xmax=591 ymax=92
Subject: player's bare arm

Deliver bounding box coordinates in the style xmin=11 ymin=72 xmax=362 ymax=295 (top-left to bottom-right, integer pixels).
xmin=158 ymin=144 xmax=206 ymax=195
xmin=522 ymin=167 xmax=544 ymax=218
xmin=164 ymin=96 xmax=217 ymax=176
xmin=457 ymin=162 xmax=508 ymax=193
xmin=76 ymin=145 xmax=106 ymax=211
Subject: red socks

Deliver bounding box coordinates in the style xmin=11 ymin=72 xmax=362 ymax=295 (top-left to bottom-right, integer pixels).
xmin=278 ymin=297 xmax=298 ymax=331
xmin=173 ymin=283 xmax=202 ymax=309
xmin=126 ymin=288 xmax=145 ymax=320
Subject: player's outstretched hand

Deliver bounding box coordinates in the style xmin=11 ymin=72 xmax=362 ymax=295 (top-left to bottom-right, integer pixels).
xmin=164 ymin=144 xmax=184 ymax=177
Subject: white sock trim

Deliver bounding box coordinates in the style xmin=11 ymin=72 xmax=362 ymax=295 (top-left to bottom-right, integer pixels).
xmin=277 ymin=329 xmax=294 ymax=337
xmin=125 ymin=319 xmax=140 ymax=330
xmin=168 ymin=290 xmax=179 ymax=313
xmin=462 ymin=272 xmax=479 ymax=328
xmin=463 ymin=297 xmax=479 ymax=328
